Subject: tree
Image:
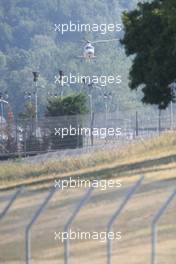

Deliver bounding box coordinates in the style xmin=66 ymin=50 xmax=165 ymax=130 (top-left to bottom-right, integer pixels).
xmin=46 ymin=93 xmax=88 ymax=116
xmin=46 ymin=93 xmax=88 ymax=150
xmin=121 ymin=0 xmax=176 ymax=109
xmin=0 ymin=0 xmax=142 ymax=117
xmin=19 ymin=101 xmax=35 ymax=119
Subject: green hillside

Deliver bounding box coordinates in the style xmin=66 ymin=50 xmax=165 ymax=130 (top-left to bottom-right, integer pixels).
xmin=0 ymin=0 xmax=142 ymax=116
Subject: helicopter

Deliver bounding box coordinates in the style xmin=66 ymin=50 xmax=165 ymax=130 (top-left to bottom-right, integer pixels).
xmin=79 ymin=38 xmax=119 ymax=61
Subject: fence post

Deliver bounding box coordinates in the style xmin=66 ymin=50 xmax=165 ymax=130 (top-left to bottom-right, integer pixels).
xmin=23 ymin=122 xmax=27 ymax=157
xmin=158 ymin=109 xmax=161 ymax=134
xmin=151 ymin=189 xmax=176 ymax=264
xmin=25 ymin=186 xmax=59 ymax=264
xmin=107 ymin=176 xmax=144 ymax=264
xmin=64 ymin=187 xmax=94 ymax=264
xmin=170 ymin=101 xmax=173 ymax=129
xmin=90 ymin=112 xmax=94 ymax=146
xmin=15 ymin=119 xmax=18 ymax=155
xmin=135 ymin=111 xmax=139 ymax=137
xmin=0 ymin=188 xmax=23 ymax=220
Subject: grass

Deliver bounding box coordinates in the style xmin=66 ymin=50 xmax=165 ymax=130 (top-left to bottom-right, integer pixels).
xmin=0 ymin=132 xmax=175 ymax=263
xmin=1 ymin=131 xmax=176 ymax=189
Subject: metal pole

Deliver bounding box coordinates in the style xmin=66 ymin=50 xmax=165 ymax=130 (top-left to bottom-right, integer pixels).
xmin=105 ymin=101 xmax=108 ymax=128
xmin=1 ymin=100 xmax=4 ymax=121
xmin=169 ymin=82 xmax=176 ymax=129
xmin=60 ymin=78 xmax=63 ymax=97
xmin=158 ymin=109 xmax=161 ymax=134
xmin=107 ymin=176 xmax=144 ymax=264
xmin=0 ymin=98 xmax=9 ymax=145
xmin=89 ymin=93 xmax=93 ymax=120
xmin=151 ymin=189 xmax=176 ymax=264
xmin=0 ymin=188 xmax=23 ymax=220
xmin=64 ymin=187 xmax=94 ymax=264
xmin=15 ymin=118 xmax=18 ymax=154
xmin=170 ymin=101 xmax=173 ymax=129
xmin=59 ymin=70 xmax=64 ymax=97
xmin=89 ymin=91 xmax=94 ymax=146
xmin=32 ymin=71 xmax=39 ymax=137
xmin=35 ymin=81 xmax=38 ymax=137
xmin=24 ymin=122 xmax=27 ymax=157
xmin=0 ymin=100 xmax=3 ymax=143
xmin=90 ymin=112 xmax=94 ymax=147
xmin=25 ymin=186 xmax=59 ymax=264
xmin=135 ymin=111 xmax=138 ymax=137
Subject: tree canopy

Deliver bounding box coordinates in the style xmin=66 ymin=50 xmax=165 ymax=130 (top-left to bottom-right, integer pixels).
xmin=121 ymin=0 xmax=176 ymax=109
xmin=46 ymin=93 xmax=88 ymax=116
xmin=0 ymin=0 xmax=142 ymax=116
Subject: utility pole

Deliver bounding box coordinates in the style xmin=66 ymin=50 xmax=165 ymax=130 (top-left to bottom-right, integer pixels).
xmin=82 ymin=78 xmax=94 ymax=120
xmin=135 ymin=111 xmax=139 ymax=137
xmin=0 ymin=92 xmax=9 ymax=148
xmin=82 ymin=79 xmax=103 ymax=146
xmin=169 ymin=81 xmax=176 ymax=129
xmin=88 ymin=83 xmax=94 ymax=146
xmin=32 ymin=72 xmax=39 ymax=137
xmin=59 ymin=70 xmax=64 ymax=97
xmin=82 ymin=79 xmax=94 ymax=146
xmin=88 ymin=83 xmax=94 ymax=120
xmin=103 ymin=92 xmax=112 ymax=128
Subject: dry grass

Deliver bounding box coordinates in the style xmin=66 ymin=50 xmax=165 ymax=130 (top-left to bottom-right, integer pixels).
xmin=0 ymin=132 xmax=176 ymax=263
xmin=1 ymin=131 xmax=176 ymax=189
xmin=0 ymin=177 xmax=175 ymax=264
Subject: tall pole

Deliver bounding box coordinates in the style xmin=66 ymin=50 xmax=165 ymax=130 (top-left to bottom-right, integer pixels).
xmin=32 ymin=72 xmax=39 ymax=137
xmin=104 ymin=92 xmax=112 ymax=129
xmin=158 ymin=109 xmax=161 ymax=134
xmin=59 ymin=70 xmax=64 ymax=97
xmin=89 ymin=88 xmax=94 ymax=146
xmin=135 ymin=111 xmax=139 ymax=137
xmin=0 ymin=95 xmax=8 ymax=144
xmin=88 ymin=83 xmax=93 ymax=120
xmin=169 ymin=81 xmax=176 ymax=129
xmin=170 ymin=101 xmax=173 ymax=129
xmin=105 ymin=101 xmax=108 ymax=128
xmin=170 ymin=84 xmax=173 ymax=129
xmin=0 ymin=99 xmax=3 ymax=142
xmin=89 ymin=93 xmax=93 ymax=120
xmin=35 ymin=82 xmax=38 ymax=129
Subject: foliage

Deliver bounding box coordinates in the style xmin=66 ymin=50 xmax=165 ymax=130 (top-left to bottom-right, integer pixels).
xmin=46 ymin=93 xmax=88 ymax=116
xmin=0 ymin=0 xmax=142 ymax=116
xmin=121 ymin=0 xmax=176 ymax=109
xmin=19 ymin=101 xmax=36 ymax=119
xmin=46 ymin=93 xmax=87 ymax=149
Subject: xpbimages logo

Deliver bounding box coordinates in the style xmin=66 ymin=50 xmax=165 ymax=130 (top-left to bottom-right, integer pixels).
xmin=54 ymin=73 xmax=122 ymax=87
xmin=54 ymin=21 xmax=122 ymax=35
xmin=55 ymin=229 xmax=122 ymax=243
xmin=54 ymin=126 xmax=122 ymax=139
xmin=54 ymin=177 xmax=122 ymax=191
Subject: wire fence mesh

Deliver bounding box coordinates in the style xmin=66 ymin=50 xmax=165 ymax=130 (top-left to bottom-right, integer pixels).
xmin=0 ymin=105 xmax=176 ymax=159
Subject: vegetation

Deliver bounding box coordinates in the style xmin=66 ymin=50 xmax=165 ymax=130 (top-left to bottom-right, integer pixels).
xmin=45 ymin=93 xmax=88 ymax=149
xmin=0 ymin=131 xmax=176 ymax=189
xmin=0 ymin=0 xmax=142 ymax=118
xmin=19 ymin=101 xmax=36 ymax=119
xmin=122 ymin=0 xmax=176 ymax=109
xmin=46 ymin=93 xmax=88 ymax=116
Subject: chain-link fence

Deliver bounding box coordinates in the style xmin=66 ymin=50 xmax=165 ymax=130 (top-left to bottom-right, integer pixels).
xmin=0 ymin=106 xmax=175 ymax=158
